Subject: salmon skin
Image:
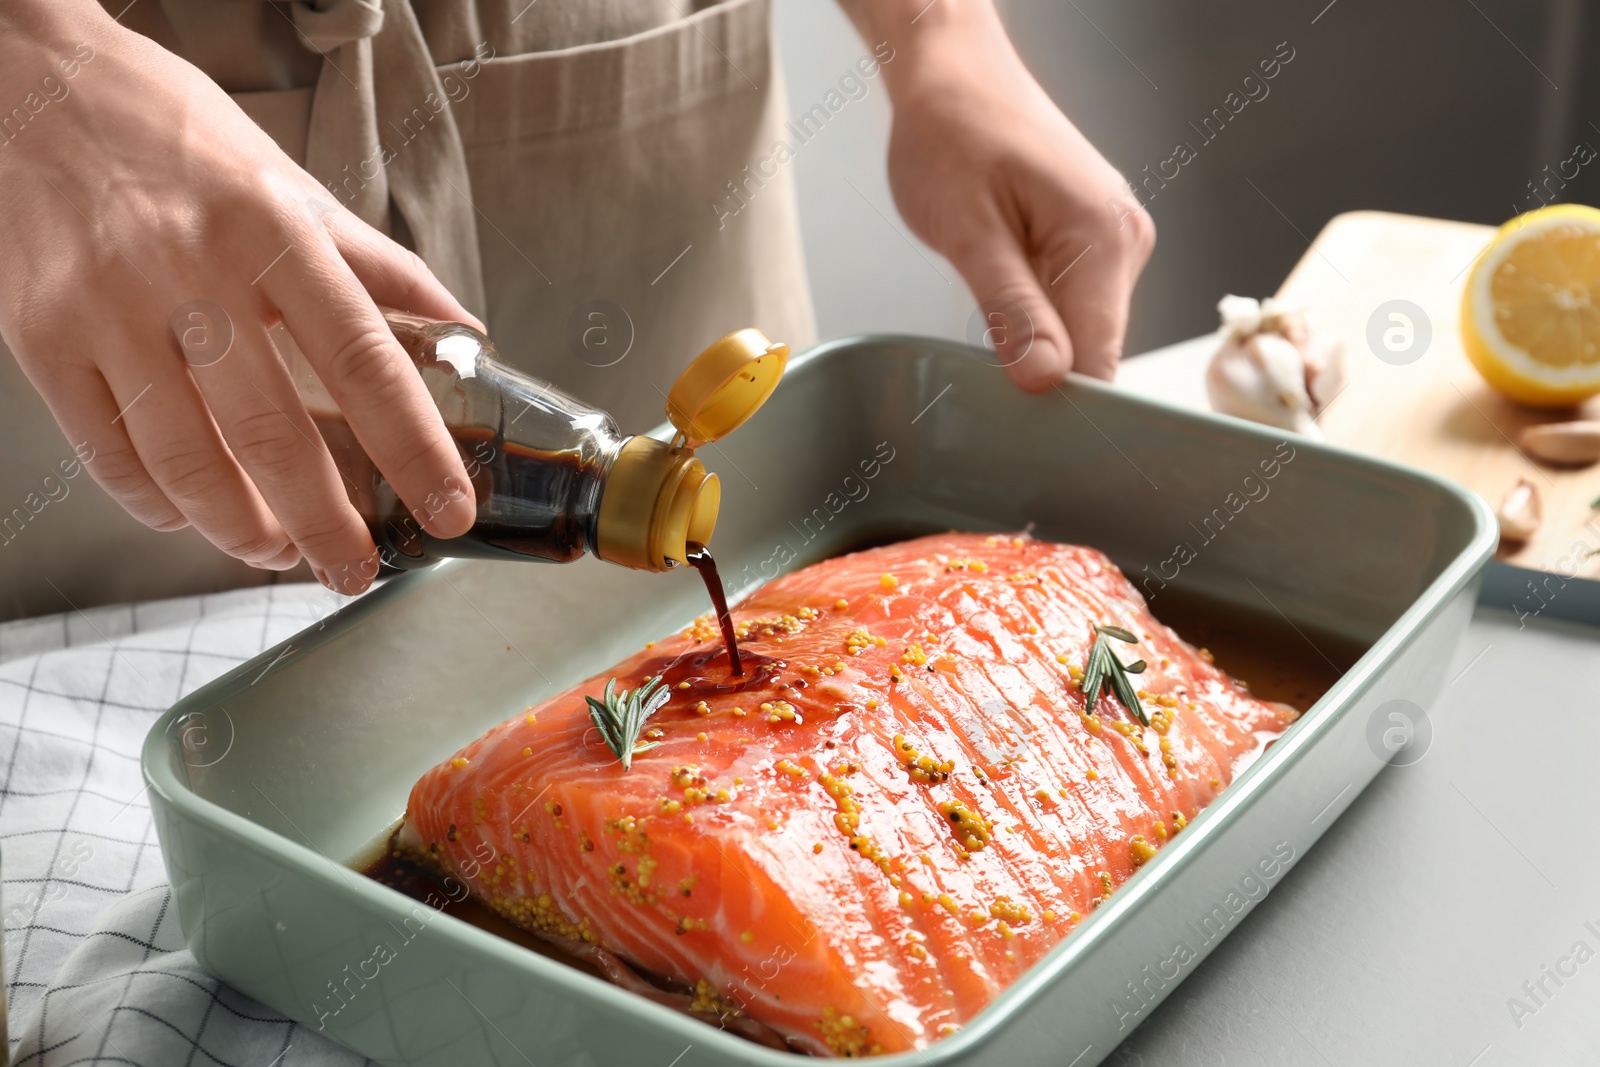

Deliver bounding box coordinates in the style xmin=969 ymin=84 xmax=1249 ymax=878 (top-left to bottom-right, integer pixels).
xmin=397 ymin=533 xmax=1298 ymax=1055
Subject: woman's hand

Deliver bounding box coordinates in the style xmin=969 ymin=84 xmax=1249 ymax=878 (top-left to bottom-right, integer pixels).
xmin=843 ymin=0 xmax=1155 ymax=389
xmin=0 ymin=3 xmax=478 ymax=594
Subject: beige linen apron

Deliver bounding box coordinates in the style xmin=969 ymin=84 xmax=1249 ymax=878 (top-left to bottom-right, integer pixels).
xmin=0 ymin=0 xmax=814 ymax=621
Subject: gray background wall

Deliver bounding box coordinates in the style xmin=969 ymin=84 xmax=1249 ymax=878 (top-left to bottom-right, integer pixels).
xmin=774 ymin=0 xmax=1594 ymax=355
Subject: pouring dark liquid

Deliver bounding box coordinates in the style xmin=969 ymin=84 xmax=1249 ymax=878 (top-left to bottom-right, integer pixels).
xmin=685 ymin=541 xmax=741 ymax=676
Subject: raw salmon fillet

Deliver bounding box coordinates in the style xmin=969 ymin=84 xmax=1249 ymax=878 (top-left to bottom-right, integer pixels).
xmin=397 ymin=533 xmax=1298 ymax=1055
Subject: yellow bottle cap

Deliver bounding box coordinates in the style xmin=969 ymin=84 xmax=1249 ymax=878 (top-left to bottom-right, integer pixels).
xmin=665 ymin=328 xmax=789 ymax=448
xmin=596 ymin=328 xmax=785 ymax=572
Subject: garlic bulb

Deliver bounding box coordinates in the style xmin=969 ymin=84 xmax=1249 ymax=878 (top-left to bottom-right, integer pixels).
xmin=1205 ymin=296 xmax=1345 ymax=438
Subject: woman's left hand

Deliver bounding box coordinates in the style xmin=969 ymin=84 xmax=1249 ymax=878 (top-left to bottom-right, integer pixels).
xmin=846 ymin=0 xmax=1156 ymax=390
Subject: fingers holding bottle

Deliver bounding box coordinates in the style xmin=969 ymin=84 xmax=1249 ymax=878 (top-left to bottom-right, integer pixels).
xmin=259 ymin=210 xmax=478 ymax=544
xmin=174 ymin=290 xmax=384 ymax=594
xmin=78 ymin=326 xmax=302 ymax=570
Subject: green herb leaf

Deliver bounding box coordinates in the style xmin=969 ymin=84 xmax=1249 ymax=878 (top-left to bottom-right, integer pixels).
xmin=1083 ymin=636 xmax=1110 ymax=713
xmin=585 ymin=675 xmax=670 ymax=771
xmin=1094 ymin=624 xmax=1140 ymax=643
xmin=1107 ymin=658 xmax=1149 ymax=727
xmin=1079 ymin=624 xmax=1149 ymax=726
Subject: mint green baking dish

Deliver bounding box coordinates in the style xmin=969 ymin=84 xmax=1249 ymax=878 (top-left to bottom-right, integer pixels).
xmin=144 ymin=335 xmax=1497 ymax=1066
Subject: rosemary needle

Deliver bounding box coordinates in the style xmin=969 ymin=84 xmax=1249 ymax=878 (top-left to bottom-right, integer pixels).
xmin=585 ymin=675 xmax=670 ymax=770
xmin=1082 ymin=624 xmax=1149 ymax=726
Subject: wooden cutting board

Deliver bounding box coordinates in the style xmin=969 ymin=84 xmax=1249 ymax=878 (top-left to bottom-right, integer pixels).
xmin=1271 ymin=210 xmax=1600 ymax=579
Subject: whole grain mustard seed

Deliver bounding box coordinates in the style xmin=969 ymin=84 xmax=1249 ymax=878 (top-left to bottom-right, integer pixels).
xmin=450 ymin=757 xmax=469 ymax=769
xmin=741 ymin=931 xmax=754 ymax=943
xmin=814 ymin=842 xmax=824 ymax=854
xmin=880 ymin=573 xmax=898 ymax=591
xmin=1130 ymin=835 xmax=1158 ymax=866
xmin=522 ymin=747 xmax=532 ymax=757
xmin=697 ymin=732 xmax=708 ymax=742
xmin=835 ymin=598 xmax=849 ymax=609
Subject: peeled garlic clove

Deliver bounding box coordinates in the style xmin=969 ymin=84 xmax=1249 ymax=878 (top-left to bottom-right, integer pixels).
xmin=1518 ymin=421 xmax=1600 ymax=467
xmin=1496 ymin=478 xmax=1541 ymax=541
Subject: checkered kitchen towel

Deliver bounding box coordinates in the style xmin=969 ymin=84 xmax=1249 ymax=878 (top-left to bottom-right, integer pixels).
xmin=1 ymin=584 xmax=373 ymax=1066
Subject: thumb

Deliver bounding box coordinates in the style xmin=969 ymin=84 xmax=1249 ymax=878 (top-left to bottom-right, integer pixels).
xmin=948 ymin=232 xmax=1072 ymax=391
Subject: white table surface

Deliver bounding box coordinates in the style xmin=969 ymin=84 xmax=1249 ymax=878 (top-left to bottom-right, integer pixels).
xmin=1110 ymin=340 xmax=1600 ymax=1066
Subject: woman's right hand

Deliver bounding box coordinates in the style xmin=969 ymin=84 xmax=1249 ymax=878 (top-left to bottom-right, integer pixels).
xmin=0 ymin=3 xmax=479 ymax=595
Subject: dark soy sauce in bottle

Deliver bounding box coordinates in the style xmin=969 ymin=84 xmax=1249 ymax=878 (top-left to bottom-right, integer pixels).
xmin=373 ymin=316 xmax=624 ymax=567
xmin=376 ymin=424 xmax=614 ymax=567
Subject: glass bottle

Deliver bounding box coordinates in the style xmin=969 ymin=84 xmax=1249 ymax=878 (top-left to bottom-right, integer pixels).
xmin=278 ymin=312 xmax=788 ymax=573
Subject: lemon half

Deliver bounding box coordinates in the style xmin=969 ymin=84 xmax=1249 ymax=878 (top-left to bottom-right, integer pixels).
xmin=1462 ymin=203 xmax=1600 ymax=407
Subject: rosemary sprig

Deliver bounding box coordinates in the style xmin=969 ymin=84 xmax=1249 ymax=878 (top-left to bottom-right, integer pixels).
xmin=585 ymin=676 xmax=670 ymax=771
xmin=1082 ymin=623 xmax=1149 ymax=726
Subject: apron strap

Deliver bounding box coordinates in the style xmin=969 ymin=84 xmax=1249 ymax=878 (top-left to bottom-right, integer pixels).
xmin=288 ymin=0 xmax=488 ymax=319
